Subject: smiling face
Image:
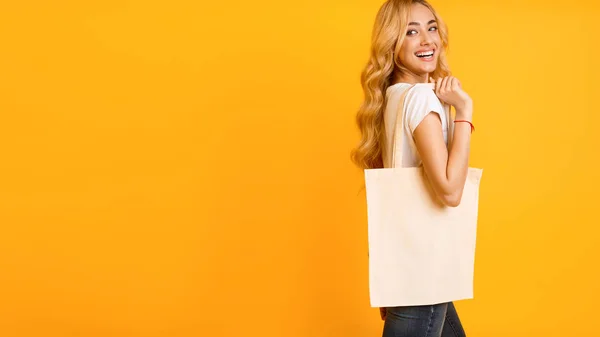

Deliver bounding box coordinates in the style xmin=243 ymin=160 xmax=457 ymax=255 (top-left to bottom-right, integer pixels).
xmin=397 ymin=3 xmax=441 ymax=83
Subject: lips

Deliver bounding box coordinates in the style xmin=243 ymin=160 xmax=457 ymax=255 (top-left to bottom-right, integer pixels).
xmin=415 ymin=49 xmax=435 ymax=57
xmin=415 ymin=49 xmax=435 ymax=62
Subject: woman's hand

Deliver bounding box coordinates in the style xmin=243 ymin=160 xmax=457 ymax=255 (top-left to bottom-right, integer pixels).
xmin=379 ymin=307 xmax=387 ymax=320
xmin=429 ymin=76 xmax=473 ymax=119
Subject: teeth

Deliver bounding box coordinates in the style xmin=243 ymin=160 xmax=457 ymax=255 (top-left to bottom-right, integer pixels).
xmin=416 ymin=51 xmax=434 ymax=57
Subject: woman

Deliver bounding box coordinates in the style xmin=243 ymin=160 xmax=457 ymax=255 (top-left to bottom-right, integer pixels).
xmin=351 ymin=0 xmax=474 ymax=336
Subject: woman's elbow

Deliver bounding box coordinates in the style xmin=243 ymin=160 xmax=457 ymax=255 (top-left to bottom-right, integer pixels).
xmin=440 ymin=193 xmax=462 ymax=207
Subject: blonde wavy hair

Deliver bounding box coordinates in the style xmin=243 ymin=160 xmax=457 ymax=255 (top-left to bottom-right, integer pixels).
xmin=350 ymin=0 xmax=450 ymax=170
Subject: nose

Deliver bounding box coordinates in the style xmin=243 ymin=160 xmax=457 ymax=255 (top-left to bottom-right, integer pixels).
xmin=420 ymin=33 xmax=433 ymax=46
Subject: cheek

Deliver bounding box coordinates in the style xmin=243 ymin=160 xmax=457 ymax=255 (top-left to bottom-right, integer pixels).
xmin=398 ymin=41 xmax=414 ymax=62
xmin=398 ymin=51 xmax=410 ymax=66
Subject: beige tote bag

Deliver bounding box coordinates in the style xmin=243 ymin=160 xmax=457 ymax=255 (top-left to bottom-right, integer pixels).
xmin=365 ymin=84 xmax=483 ymax=307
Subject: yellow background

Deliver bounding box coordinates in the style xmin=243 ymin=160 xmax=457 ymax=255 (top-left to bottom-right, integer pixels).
xmin=1 ymin=0 xmax=598 ymax=336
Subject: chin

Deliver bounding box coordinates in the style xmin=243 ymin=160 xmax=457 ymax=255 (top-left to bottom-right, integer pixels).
xmin=423 ymin=64 xmax=437 ymax=72
xmin=421 ymin=68 xmax=436 ymax=76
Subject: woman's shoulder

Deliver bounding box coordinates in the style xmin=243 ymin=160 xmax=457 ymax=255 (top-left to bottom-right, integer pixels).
xmin=392 ymin=83 xmax=446 ymax=127
xmin=387 ymin=83 xmax=437 ymax=101
xmin=407 ymin=83 xmax=437 ymax=99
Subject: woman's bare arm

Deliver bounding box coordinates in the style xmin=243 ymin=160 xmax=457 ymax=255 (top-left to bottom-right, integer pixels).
xmin=413 ymin=76 xmax=473 ymax=207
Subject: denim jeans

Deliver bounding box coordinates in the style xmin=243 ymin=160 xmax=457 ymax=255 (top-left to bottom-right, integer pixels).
xmin=382 ymin=302 xmax=466 ymax=337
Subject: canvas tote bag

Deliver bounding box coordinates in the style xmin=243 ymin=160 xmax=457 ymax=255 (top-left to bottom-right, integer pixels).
xmin=364 ymin=83 xmax=483 ymax=307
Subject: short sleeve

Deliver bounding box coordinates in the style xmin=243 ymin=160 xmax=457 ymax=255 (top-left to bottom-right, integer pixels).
xmin=404 ymin=85 xmax=444 ymax=134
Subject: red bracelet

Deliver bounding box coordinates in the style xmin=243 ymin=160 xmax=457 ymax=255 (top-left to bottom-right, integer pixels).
xmin=454 ymin=120 xmax=474 ymax=133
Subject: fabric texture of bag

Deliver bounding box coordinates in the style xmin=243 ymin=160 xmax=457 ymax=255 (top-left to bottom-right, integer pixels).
xmin=364 ymin=83 xmax=483 ymax=307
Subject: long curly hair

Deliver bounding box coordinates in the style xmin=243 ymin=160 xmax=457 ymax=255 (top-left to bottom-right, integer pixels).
xmin=350 ymin=0 xmax=451 ymax=170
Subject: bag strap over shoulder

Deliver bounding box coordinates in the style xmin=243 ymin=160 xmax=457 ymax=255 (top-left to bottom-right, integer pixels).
xmin=390 ymin=84 xmax=416 ymax=168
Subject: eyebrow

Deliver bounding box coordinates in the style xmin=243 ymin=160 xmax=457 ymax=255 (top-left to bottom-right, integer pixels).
xmin=408 ymin=19 xmax=437 ymax=26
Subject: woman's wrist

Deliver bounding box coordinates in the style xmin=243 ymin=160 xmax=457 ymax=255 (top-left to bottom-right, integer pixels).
xmin=455 ymin=104 xmax=473 ymax=121
xmin=454 ymin=120 xmax=475 ymax=133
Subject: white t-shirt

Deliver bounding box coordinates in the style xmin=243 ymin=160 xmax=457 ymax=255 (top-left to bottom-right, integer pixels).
xmin=382 ymin=82 xmax=449 ymax=168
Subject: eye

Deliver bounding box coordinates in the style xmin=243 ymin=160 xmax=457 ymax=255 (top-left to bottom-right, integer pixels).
xmin=406 ymin=30 xmax=417 ymax=36
xmin=429 ymin=26 xmax=438 ymax=31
